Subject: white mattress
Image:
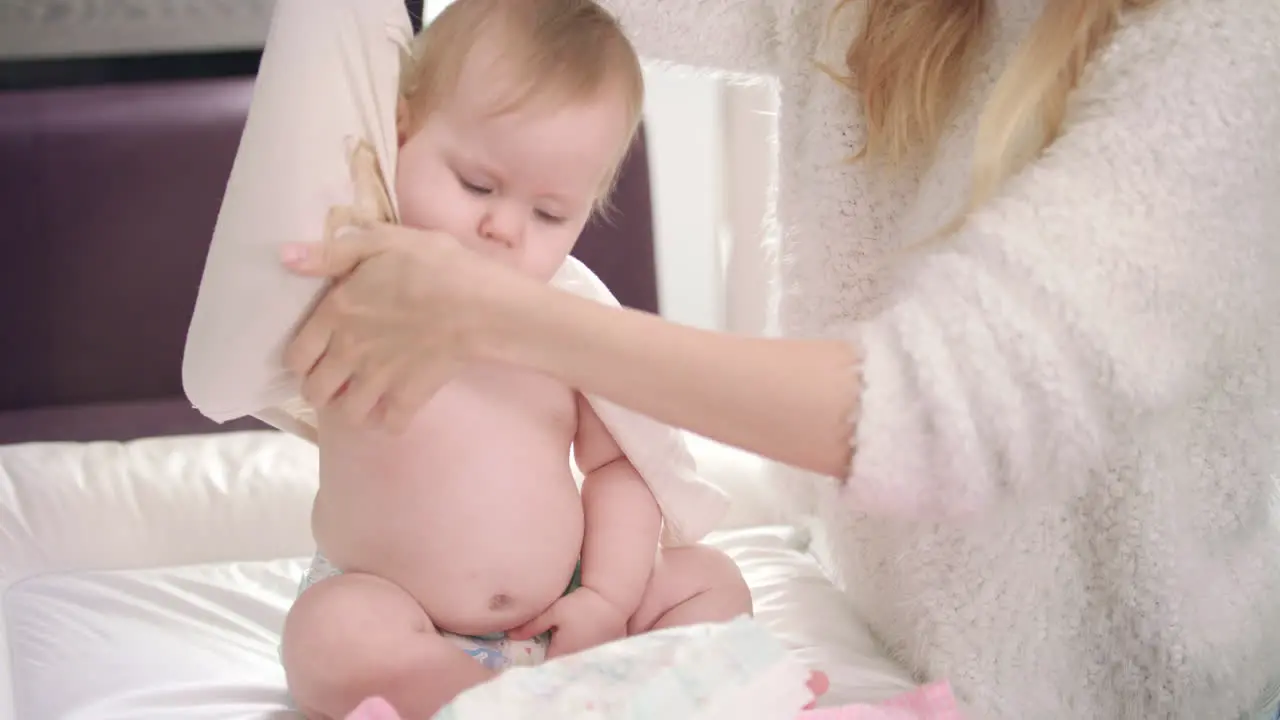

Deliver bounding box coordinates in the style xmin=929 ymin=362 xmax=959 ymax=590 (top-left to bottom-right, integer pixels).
xmin=0 ymin=430 xmax=914 ymax=719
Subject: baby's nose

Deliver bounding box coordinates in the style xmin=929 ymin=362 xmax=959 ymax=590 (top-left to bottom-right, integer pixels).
xmin=479 ymin=206 xmax=526 ymax=248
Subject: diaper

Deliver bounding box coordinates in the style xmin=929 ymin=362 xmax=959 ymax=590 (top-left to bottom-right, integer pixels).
xmin=290 ymin=553 xmax=582 ymax=672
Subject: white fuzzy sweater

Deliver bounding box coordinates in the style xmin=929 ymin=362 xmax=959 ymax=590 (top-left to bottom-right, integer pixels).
xmin=603 ymin=0 xmax=1280 ymax=717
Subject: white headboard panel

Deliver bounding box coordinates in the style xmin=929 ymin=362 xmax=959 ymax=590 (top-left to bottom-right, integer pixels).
xmin=0 ymin=0 xmax=276 ymax=60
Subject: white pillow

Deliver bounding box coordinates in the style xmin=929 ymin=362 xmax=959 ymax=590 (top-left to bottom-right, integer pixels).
xmin=182 ymin=0 xmax=412 ymax=437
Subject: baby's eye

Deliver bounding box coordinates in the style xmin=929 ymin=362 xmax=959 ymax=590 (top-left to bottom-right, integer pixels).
xmin=458 ymin=175 xmax=492 ymax=195
xmin=535 ymin=209 xmax=566 ymax=224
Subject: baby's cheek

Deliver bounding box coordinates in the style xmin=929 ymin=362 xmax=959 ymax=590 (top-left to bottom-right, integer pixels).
xmin=393 ymin=157 xmax=431 ymax=227
xmin=396 ymin=193 xmax=437 ymax=231
xmin=398 ymin=180 xmax=472 ymax=240
xmin=524 ymin=249 xmax=566 ymax=283
xmin=393 ymin=153 xmax=455 ymax=231
xmin=530 ymin=231 xmax=584 ymax=282
xmin=526 ymin=255 xmax=564 ymax=283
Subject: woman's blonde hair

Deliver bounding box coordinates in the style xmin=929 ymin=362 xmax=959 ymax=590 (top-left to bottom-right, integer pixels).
xmin=399 ymin=0 xmax=645 ymax=200
xmin=831 ymin=0 xmax=1157 ymax=220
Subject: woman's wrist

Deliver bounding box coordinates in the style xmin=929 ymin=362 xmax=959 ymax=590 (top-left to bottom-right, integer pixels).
xmin=456 ymin=258 xmax=860 ymax=478
xmin=463 ymin=268 xmax=559 ymax=370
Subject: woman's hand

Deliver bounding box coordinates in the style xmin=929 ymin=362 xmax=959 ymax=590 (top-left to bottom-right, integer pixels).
xmin=280 ymin=223 xmax=492 ymax=431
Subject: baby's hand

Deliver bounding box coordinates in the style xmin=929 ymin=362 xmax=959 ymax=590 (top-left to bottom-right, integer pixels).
xmin=509 ymin=586 xmax=629 ymax=659
xmin=344 ymin=696 xmax=401 ymax=720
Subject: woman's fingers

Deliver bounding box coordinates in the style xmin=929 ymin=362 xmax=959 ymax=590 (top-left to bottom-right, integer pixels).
xmin=280 ymin=224 xmax=393 ymax=279
xmin=337 ymin=366 xmax=389 ymax=426
xmin=380 ymin=366 xmax=448 ymax=434
xmin=283 ymin=312 xmax=332 ymax=380
xmin=278 ymin=223 xmax=479 ymax=425
xmin=300 ymin=345 xmax=355 ymax=409
xmin=381 ymin=391 xmax=423 ymax=435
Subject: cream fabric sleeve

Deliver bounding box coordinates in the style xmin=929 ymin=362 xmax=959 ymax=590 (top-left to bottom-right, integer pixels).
xmin=182 ymin=0 xmax=410 ymax=429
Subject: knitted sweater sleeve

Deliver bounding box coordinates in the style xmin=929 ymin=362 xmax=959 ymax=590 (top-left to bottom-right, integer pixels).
xmin=844 ymin=10 xmax=1280 ymax=518
xmin=598 ymin=0 xmax=778 ymax=74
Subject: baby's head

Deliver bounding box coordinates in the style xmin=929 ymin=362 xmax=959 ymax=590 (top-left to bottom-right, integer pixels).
xmin=394 ymin=0 xmax=644 ymax=281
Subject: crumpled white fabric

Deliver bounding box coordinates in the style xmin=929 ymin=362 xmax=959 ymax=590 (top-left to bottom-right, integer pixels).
xmin=435 ymin=616 xmax=815 ymax=720
xmin=181 ymin=0 xmax=729 ymax=545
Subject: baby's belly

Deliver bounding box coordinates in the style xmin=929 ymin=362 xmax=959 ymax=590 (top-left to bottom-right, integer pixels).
xmin=311 ymin=381 xmax=584 ymax=636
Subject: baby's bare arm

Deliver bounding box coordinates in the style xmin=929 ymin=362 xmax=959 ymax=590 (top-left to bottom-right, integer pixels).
xmin=574 ymin=394 xmax=662 ymax=617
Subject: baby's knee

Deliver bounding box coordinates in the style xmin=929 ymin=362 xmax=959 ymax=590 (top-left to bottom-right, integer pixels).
xmin=667 ymin=544 xmax=753 ymax=614
xmin=696 ymin=546 xmax=753 ymax=613
xmin=280 ymin=575 xmax=435 ymax=716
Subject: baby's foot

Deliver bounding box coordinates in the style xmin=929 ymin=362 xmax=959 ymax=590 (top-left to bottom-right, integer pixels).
xmin=804 ymin=670 xmax=830 ymax=710
xmin=344 ymin=696 xmax=402 ymax=720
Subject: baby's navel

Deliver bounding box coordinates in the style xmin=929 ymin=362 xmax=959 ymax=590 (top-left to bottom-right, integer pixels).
xmin=488 ymin=593 xmax=512 ymax=611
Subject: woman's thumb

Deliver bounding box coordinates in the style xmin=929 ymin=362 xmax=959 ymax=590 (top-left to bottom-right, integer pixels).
xmin=280 ymin=235 xmax=371 ymax=278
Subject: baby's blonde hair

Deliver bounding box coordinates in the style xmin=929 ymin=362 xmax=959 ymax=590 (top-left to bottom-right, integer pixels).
xmin=831 ymin=0 xmax=1158 ymax=226
xmin=400 ymin=0 xmax=645 ymax=203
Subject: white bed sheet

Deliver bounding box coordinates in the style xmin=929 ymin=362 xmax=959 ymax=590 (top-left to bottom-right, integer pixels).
xmin=0 ymin=431 xmax=913 ymax=720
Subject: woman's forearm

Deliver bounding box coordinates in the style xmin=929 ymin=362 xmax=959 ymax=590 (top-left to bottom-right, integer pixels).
xmin=478 ymin=282 xmax=860 ymax=479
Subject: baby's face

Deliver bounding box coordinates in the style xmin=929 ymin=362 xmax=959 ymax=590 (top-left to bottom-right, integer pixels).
xmin=395 ymin=82 xmax=632 ymax=282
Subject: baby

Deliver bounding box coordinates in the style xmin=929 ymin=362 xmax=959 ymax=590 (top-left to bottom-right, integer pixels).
xmin=279 ymin=2 xmax=754 ymax=719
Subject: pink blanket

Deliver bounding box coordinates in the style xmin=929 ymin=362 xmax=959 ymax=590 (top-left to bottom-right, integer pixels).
xmin=797 ymin=682 xmax=962 ymax=719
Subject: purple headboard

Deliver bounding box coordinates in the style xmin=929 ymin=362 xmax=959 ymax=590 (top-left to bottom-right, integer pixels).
xmin=0 ymin=74 xmax=658 ymax=445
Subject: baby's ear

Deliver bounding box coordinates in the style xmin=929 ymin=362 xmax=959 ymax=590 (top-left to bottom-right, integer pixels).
xmin=395 ymin=96 xmax=412 ymax=147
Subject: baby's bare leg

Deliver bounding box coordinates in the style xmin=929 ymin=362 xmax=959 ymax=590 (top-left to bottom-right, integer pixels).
xmin=626 ymin=545 xmax=753 ymax=633
xmin=627 ymin=547 xmax=830 ymax=708
xmin=281 ymin=573 xmax=493 ymax=720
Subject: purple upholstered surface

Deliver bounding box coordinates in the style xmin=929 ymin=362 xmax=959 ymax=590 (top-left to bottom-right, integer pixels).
xmin=0 ymin=75 xmax=658 ymax=445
